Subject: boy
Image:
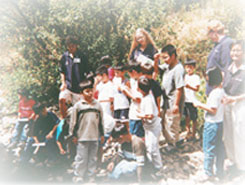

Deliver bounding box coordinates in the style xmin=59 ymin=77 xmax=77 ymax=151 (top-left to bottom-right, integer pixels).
xmin=137 ymin=76 xmax=163 ymax=175
xmin=194 ymin=67 xmax=225 ymax=181
xmin=59 ymin=35 xmax=90 ymax=119
xmin=154 ymin=44 xmax=185 ymax=147
xmin=95 ymin=66 xmax=114 ymax=117
xmin=20 ymin=103 xmax=60 ymax=164
xmin=70 ymin=79 xmax=104 ymax=183
xmin=113 ymin=63 xmax=130 ymax=126
xmin=8 ymin=89 xmax=36 ymax=149
xmin=107 ymin=123 xmax=146 ymax=183
xmin=184 ymin=60 xmax=200 ymax=140
xmin=127 ymin=63 xmax=145 ymax=138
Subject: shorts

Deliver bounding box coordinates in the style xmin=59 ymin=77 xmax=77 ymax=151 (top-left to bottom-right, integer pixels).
xmin=184 ymin=102 xmax=198 ymax=121
xmin=114 ymin=109 xmax=129 ymax=122
xmin=59 ymin=89 xmax=82 ymax=105
xmin=129 ymin=120 xmax=145 ymax=138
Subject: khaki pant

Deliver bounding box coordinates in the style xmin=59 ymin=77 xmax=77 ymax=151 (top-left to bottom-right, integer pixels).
xmin=160 ymin=109 xmax=181 ymax=145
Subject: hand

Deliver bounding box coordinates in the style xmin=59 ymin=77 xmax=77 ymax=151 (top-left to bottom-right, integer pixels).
xmin=185 ymin=84 xmax=191 ymax=89
xmin=172 ymin=104 xmax=179 ymax=114
xmin=60 ymin=83 xmax=67 ymax=91
xmin=46 ymin=132 xmax=53 ymax=140
xmin=154 ymin=53 xmax=161 ymax=61
xmin=222 ymin=96 xmax=236 ymax=104
xmin=107 ymin=162 xmax=115 ymax=172
xmin=60 ymin=149 xmax=66 ymax=155
xmin=133 ymin=97 xmax=141 ymax=104
xmin=101 ymin=136 xmax=105 ymax=145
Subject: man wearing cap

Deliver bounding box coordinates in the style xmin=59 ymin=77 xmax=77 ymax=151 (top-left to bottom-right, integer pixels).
xmin=59 ymin=35 xmax=91 ymax=119
xmin=206 ymin=20 xmax=233 ymax=95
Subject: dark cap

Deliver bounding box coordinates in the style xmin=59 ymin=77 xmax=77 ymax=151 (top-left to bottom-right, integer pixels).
xmin=111 ymin=123 xmax=128 ymax=139
xmin=184 ymin=59 xmax=197 ymax=66
xmin=78 ymin=79 xmax=94 ymax=93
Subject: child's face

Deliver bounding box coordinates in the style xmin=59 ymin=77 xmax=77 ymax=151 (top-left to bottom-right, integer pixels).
xmin=230 ymin=44 xmax=243 ymax=63
xmin=102 ymin=73 xmax=109 ymax=83
xmin=185 ymin=65 xmax=195 ymax=75
xmin=82 ymin=88 xmax=93 ymax=102
xmin=114 ymin=69 xmax=124 ymax=78
xmin=160 ymin=52 xmax=174 ymax=65
xmin=67 ymin=43 xmax=77 ymax=54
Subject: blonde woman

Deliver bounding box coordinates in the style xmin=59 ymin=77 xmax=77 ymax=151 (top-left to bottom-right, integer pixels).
xmin=128 ymin=28 xmax=159 ymax=79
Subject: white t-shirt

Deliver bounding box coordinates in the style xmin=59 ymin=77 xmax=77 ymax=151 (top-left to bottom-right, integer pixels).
xmin=205 ymin=88 xmax=225 ymax=123
xmin=140 ymin=93 xmax=160 ymax=129
xmin=129 ymin=78 xmax=142 ymax=120
xmin=184 ymin=74 xmax=200 ymax=103
xmin=113 ymin=77 xmax=130 ymax=110
xmin=96 ymin=81 xmax=114 ymax=116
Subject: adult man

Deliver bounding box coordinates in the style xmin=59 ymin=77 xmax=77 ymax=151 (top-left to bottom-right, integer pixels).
xmin=155 ymin=44 xmax=185 ymax=147
xmin=206 ymin=20 xmax=233 ymax=95
xmin=59 ymin=36 xmax=90 ymax=118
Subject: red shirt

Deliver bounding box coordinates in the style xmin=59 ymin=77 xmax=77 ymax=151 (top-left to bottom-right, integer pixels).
xmin=18 ymin=97 xmax=36 ymax=118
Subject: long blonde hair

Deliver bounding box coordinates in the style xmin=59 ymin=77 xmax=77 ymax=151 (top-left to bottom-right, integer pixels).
xmin=128 ymin=28 xmax=157 ymax=60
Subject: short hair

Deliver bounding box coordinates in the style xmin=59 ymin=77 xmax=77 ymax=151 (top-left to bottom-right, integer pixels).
xmin=230 ymin=40 xmax=244 ymax=50
xmin=95 ymin=65 xmax=108 ymax=75
xmin=138 ymin=76 xmax=151 ymax=94
xmin=100 ymin=55 xmax=112 ymax=66
xmin=141 ymin=63 xmax=154 ymax=75
xmin=65 ymin=36 xmax=79 ymax=45
xmin=114 ymin=62 xmax=125 ymax=71
xmin=79 ymin=79 xmax=94 ymax=93
xmin=206 ymin=67 xmax=222 ymax=87
xmin=207 ymin=20 xmax=225 ymax=35
xmin=33 ymin=103 xmax=45 ymax=115
xmin=128 ymin=62 xmax=141 ymax=73
xmin=161 ymin=44 xmax=177 ymax=57
xmin=111 ymin=123 xmax=128 ymax=139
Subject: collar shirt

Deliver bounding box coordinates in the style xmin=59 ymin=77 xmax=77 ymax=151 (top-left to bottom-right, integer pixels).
xmin=59 ymin=51 xmax=90 ymax=93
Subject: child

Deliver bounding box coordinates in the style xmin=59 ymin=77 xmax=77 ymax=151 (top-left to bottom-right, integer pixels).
xmin=8 ymin=89 xmax=36 ymax=149
xmin=127 ymin=63 xmax=145 ymax=137
xmin=70 ymin=79 xmax=104 ymax=183
xmin=95 ymin=66 xmax=114 ymax=117
xmin=20 ymin=103 xmax=60 ymax=164
xmin=113 ymin=63 xmax=130 ymax=127
xmin=137 ymin=76 xmax=163 ymax=175
xmin=194 ymin=67 xmax=225 ymax=181
xmin=100 ymin=55 xmax=115 ymax=81
xmin=184 ymin=60 xmax=200 ymax=140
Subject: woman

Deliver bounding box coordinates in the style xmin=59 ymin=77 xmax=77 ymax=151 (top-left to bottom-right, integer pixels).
xmin=128 ymin=28 xmax=159 ymax=79
xmin=223 ymin=40 xmax=245 ymax=171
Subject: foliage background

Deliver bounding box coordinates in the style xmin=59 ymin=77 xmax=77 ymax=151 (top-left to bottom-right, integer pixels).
xmin=0 ymin=0 xmax=244 ymax=129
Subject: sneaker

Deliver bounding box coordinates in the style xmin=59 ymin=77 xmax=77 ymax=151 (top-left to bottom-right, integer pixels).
xmin=7 ymin=141 xmax=18 ymax=149
xmin=72 ymin=176 xmax=84 ymax=183
xmin=198 ymin=173 xmax=215 ymax=183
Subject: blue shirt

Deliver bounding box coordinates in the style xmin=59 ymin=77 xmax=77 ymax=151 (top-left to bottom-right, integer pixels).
xmin=59 ymin=51 xmax=90 ymax=93
xmin=206 ymin=36 xmax=233 ymax=95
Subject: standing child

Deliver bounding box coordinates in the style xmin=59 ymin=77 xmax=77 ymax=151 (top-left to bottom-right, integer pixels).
xmin=70 ymin=79 xmax=104 ymax=183
xmin=194 ymin=67 xmax=225 ymax=181
xmin=137 ymin=76 xmax=163 ymax=175
xmin=184 ymin=60 xmax=200 ymax=140
xmin=113 ymin=63 xmax=130 ymax=127
xmin=127 ymin=63 xmax=145 ymax=137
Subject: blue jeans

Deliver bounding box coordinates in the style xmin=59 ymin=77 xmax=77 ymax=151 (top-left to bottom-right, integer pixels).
xmin=203 ymin=122 xmax=225 ymax=177
xmin=129 ymin=120 xmax=145 ymax=138
xmin=11 ymin=120 xmax=29 ymax=143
